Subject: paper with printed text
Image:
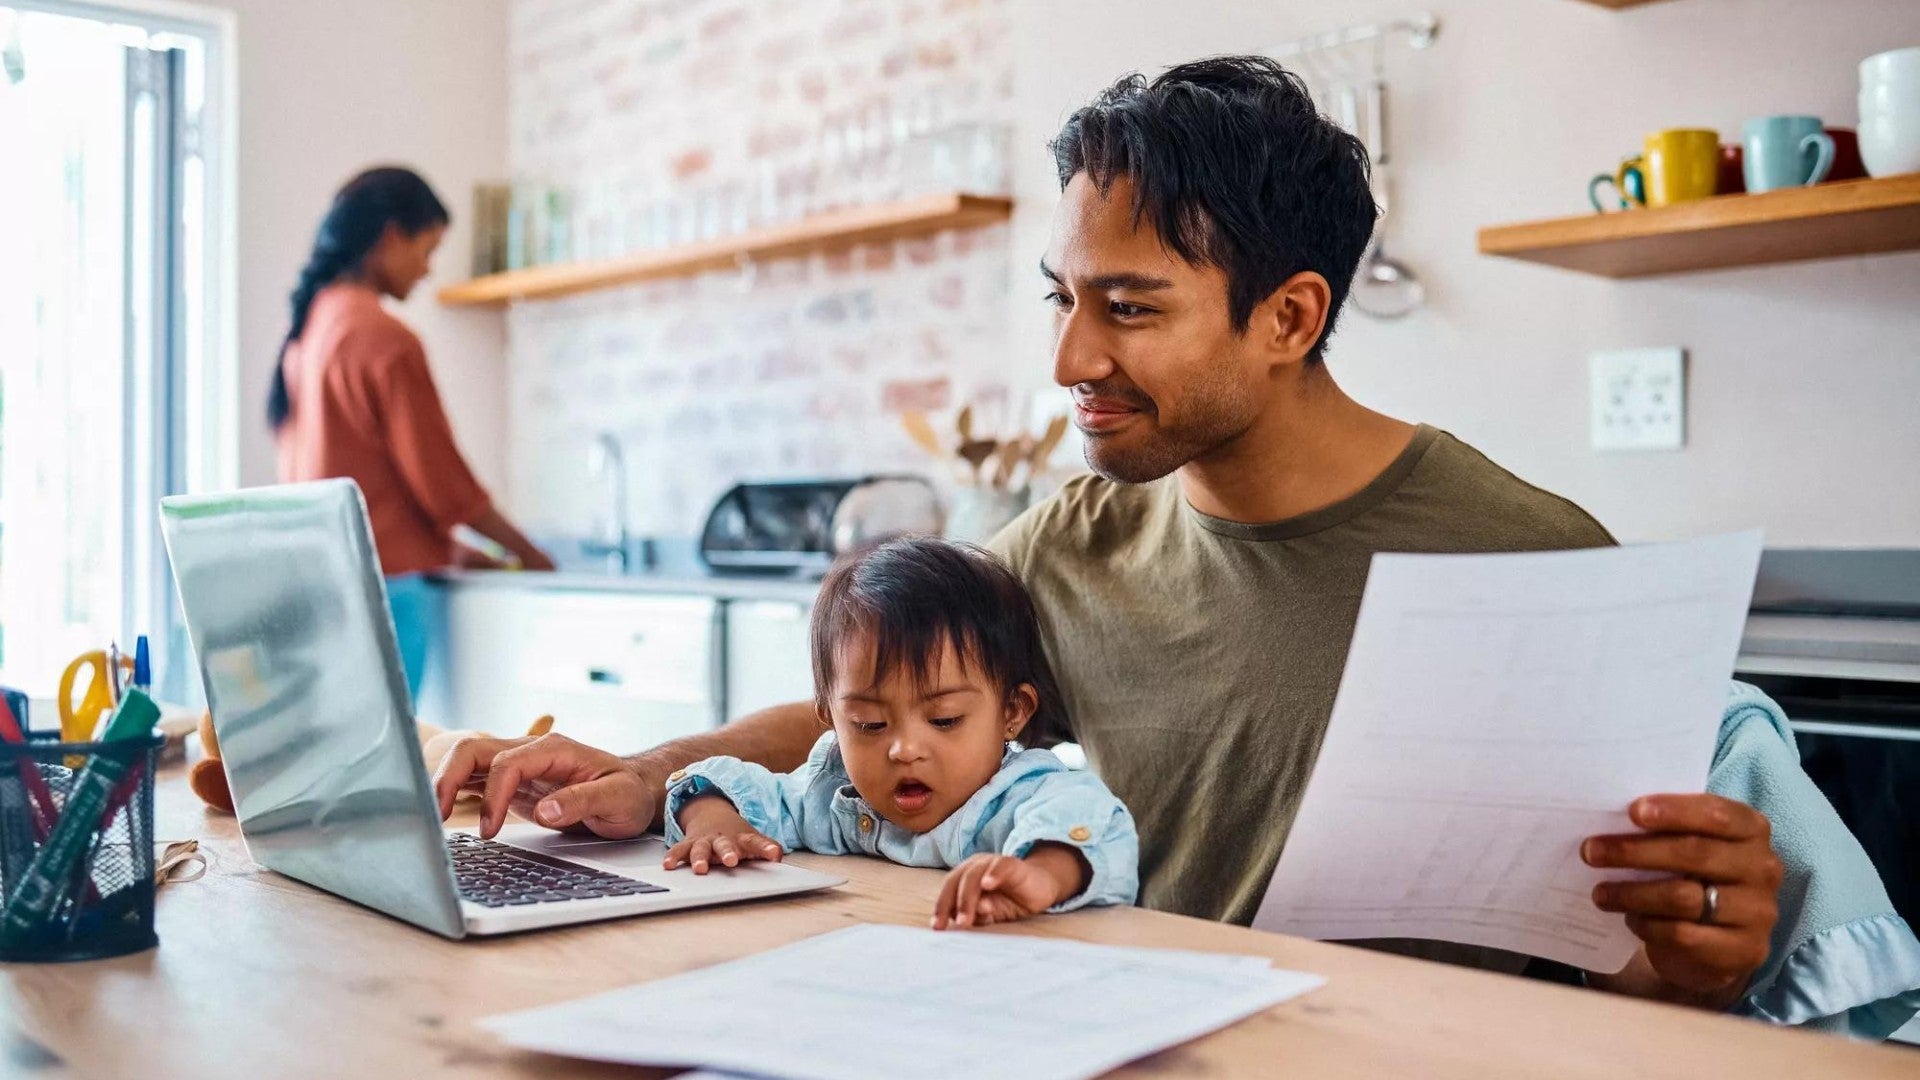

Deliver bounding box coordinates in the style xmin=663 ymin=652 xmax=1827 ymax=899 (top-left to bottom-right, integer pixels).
xmin=1252 ymin=532 xmax=1764 ymax=971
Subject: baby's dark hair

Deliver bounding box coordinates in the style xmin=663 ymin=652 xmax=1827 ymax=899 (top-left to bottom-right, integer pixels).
xmin=809 ymin=536 xmax=1069 ymax=746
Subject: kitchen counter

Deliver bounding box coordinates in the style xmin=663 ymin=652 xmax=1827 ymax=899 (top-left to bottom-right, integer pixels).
xmin=431 ymin=567 xmax=822 ymax=606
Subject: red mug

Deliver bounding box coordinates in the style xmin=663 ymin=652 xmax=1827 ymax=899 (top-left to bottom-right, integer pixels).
xmin=1716 ymin=143 xmax=1745 ymax=195
xmin=1824 ymin=127 xmax=1868 ymax=182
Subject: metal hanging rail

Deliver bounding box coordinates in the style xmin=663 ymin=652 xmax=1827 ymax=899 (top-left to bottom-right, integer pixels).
xmin=1266 ymin=15 xmax=1440 ymax=60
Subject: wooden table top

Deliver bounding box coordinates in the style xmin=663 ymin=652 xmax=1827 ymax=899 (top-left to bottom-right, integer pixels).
xmin=0 ymin=767 xmax=1909 ymax=1079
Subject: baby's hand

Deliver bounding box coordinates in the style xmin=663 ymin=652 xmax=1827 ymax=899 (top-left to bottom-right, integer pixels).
xmin=663 ymin=793 xmax=784 ymax=874
xmin=931 ymin=845 xmax=1088 ymax=930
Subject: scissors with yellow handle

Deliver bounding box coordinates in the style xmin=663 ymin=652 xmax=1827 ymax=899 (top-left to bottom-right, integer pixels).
xmin=57 ymin=650 xmax=134 ymax=744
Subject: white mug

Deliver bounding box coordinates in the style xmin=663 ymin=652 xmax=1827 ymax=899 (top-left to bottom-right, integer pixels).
xmin=1860 ymin=47 xmax=1920 ymax=177
xmin=1861 ymin=46 xmax=1920 ymax=87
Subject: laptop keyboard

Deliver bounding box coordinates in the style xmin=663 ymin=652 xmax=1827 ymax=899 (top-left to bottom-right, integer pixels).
xmin=447 ymin=832 xmax=668 ymax=908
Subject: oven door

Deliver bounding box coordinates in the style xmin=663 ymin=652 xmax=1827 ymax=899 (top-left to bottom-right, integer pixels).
xmin=1740 ymin=673 xmax=1920 ymax=932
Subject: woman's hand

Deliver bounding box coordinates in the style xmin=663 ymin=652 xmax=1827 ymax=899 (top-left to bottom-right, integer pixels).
xmin=450 ymin=541 xmax=509 ymax=570
xmin=663 ymin=794 xmax=784 ymax=873
xmin=931 ymin=845 xmax=1088 ymax=930
xmin=515 ymin=545 xmax=557 ymax=572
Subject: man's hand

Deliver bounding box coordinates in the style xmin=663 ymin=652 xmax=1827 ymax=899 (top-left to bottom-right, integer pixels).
xmin=662 ymin=794 xmax=784 ymax=873
xmin=930 ymin=845 xmax=1089 ymax=930
xmin=1583 ymin=793 xmax=1783 ymax=1006
xmin=431 ymin=732 xmax=658 ymax=840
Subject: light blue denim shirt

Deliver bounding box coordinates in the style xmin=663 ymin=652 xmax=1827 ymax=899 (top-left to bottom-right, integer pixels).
xmin=664 ymin=732 xmax=1139 ymax=912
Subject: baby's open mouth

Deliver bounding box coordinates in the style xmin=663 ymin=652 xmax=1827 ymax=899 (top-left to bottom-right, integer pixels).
xmin=892 ymin=779 xmax=934 ymax=813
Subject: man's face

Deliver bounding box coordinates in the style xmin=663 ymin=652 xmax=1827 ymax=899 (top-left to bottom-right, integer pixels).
xmin=1042 ymin=174 xmax=1266 ymax=484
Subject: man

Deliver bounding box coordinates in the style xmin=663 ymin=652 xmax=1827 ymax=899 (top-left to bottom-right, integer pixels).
xmin=434 ymin=57 xmax=1781 ymax=1008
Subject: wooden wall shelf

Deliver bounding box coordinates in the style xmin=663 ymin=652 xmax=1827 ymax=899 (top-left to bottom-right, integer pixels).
xmin=437 ymin=192 xmax=1013 ymax=307
xmin=1477 ymin=175 xmax=1920 ymax=278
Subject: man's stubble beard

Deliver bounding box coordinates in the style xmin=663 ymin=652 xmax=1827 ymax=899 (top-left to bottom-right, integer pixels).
xmin=1081 ymin=375 xmax=1261 ymax=485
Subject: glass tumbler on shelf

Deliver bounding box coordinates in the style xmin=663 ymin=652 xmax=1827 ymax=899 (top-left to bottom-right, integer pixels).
xmin=856 ymin=98 xmax=898 ymax=204
xmin=810 ymin=123 xmax=843 ymax=215
xmin=505 ymin=181 xmax=543 ymax=269
xmin=670 ymin=189 xmax=703 ymax=246
xmin=636 ymin=185 xmax=673 ymax=249
xmin=718 ymin=179 xmax=752 ymax=237
xmin=753 ymin=162 xmax=784 ymax=229
xmin=611 ymin=179 xmax=643 ymax=254
xmin=543 ymin=188 xmax=571 ymax=264
xmin=573 ymin=182 xmax=611 ymax=260
xmin=963 ymin=123 xmax=1011 ymax=195
xmin=899 ymin=88 xmax=947 ymax=197
xmin=778 ymin=162 xmax=815 ymax=223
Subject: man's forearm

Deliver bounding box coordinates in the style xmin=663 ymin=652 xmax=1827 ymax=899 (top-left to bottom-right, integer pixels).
xmin=623 ymin=701 xmax=822 ymax=830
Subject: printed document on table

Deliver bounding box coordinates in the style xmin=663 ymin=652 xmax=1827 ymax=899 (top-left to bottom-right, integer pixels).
xmin=481 ymin=924 xmax=1324 ymax=1080
xmin=1251 ymin=532 xmax=1763 ymax=972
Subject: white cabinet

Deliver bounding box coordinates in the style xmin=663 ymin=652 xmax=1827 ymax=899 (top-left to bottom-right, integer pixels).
xmin=724 ymin=599 xmax=815 ymax=721
xmin=423 ymin=587 xmax=722 ymax=756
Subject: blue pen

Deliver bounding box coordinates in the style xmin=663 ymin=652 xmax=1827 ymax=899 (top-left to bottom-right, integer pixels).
xmin=132 ymin=636 xmax=151 ymax=694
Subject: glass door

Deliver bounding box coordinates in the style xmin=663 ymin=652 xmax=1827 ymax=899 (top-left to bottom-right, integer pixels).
xmin=0 ymin=5 xmax=210 ymax=706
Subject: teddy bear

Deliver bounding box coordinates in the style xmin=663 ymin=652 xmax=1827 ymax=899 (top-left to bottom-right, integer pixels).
xmin=188 ymin=712 xmax=554 ymax=813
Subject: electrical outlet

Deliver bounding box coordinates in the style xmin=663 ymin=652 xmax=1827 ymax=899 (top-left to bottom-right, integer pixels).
xmin=1590 ymin=347 xmax=1685 ymax=452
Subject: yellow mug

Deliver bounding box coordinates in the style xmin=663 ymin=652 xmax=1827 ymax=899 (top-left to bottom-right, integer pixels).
xmin=1591 ymin=128 xmax=1720 ymax=211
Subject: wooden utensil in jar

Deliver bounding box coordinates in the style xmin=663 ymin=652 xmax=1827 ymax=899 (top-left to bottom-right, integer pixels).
xmin=992 ymin=438 xmax=1030 ymax=490
xmin=1027 ymin=415 xmax=1068 ymax=474
xmin=900 ymin=411 xmax=946 ymax=458
xmin=958 ymin=438 xmax=999 ymax=485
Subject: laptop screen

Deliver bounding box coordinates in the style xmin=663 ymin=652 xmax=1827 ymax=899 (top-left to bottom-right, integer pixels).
xmin=160 ymin=479 xmax=465 ymax=937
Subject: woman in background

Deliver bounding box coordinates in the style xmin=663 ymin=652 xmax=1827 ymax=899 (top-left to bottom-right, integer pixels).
xmin=272 ymin=166 xmax=553 ymax=698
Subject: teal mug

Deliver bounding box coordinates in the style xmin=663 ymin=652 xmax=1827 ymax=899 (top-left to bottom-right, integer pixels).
xmin=1588 ymin=160 xmax=1647 ymax=212
xmin=1742 ymin=116 xmax=1836 ymax=192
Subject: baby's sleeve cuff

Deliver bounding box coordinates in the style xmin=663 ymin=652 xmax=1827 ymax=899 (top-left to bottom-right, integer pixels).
xmin=1008 ymin=823 xmax=1138 ymax=913
xmin=662 ymin=757 xmax=782 ymax=844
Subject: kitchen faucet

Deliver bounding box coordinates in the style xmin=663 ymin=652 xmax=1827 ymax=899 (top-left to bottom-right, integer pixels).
xmin=584 ymin=431 xmax=631 ymax=573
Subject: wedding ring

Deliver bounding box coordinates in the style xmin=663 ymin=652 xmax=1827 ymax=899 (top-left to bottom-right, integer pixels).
xmin=1697 ymin=882 xmax=1719 ymax=925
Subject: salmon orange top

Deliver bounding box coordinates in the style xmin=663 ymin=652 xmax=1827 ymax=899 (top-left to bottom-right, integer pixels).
xmin=275 ymin=282 xmax=492 ymax=576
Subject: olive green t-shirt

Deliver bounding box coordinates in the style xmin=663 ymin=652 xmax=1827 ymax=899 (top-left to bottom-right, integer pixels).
xmin=989 ymin=425 xmax=1615 ymax=928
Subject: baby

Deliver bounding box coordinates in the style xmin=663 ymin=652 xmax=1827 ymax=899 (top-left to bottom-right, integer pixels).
xmin=663 ymin=536 xmax=1137 ymax=928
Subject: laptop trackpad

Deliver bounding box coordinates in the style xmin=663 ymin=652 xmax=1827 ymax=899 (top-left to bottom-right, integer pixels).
xmin=485 ymin=823 xmax=829 ymax=899
xmin=492 ymin=824 xmax=670 ymax=873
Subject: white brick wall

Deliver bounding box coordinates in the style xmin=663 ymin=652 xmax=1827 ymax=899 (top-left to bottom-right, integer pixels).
xmin=507 ymin=0 xmax=1016 ymax=536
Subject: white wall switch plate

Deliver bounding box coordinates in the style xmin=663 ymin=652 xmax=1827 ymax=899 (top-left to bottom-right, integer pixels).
xmin=1590 ymin=347 xmax=1685 ymax=452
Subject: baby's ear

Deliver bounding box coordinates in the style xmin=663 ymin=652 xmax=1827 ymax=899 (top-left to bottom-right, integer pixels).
xmin=1002 ymin=684 xmax=1039 ymax=739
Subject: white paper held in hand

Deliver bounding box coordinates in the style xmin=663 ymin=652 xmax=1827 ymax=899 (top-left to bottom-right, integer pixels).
xmin=480 ymin=923 xmax=1324 ymax=1080
xmin=1252 ymin=532 xmax=1764 ymax=972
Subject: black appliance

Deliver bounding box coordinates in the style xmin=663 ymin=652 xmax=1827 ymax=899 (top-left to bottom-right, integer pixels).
xmin=698 ymin=477 xmax=942 ymax=576
xmin=1736 ymin=549 xmax=1920 ymax=930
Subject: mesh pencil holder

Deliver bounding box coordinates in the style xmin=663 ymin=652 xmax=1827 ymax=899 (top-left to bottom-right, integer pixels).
xmin=0 ymin=734 xmax=162 ymax=962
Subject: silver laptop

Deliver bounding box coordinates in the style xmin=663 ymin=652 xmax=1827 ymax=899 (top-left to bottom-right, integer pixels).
xmin=160 ymin=479 xmax=842 ymax=938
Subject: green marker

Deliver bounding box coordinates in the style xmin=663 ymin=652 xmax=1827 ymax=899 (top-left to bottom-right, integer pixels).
xmin=0 ymin=690 xmax=159 ymax=939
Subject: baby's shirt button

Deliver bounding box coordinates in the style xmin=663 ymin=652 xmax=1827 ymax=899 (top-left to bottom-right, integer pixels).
xmin=668 ymin=769 xmax=687 ymax=782
xmin=1068 ymin=825 xmax=1091 ymax=842
xmin=859 ymin=815 xmax=874 ymax=834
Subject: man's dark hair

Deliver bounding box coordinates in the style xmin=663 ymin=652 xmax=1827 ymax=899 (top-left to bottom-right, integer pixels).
xmin=810 ymin=537 xmax=1069 ymax=746
xmin=1050 ymin=55 xmax=1377 ymax=361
